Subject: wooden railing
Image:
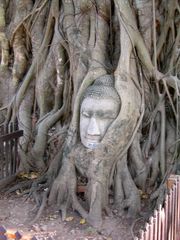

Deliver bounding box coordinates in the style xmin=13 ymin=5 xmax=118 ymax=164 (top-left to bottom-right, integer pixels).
xmin=135 ymin=175 xmax=180 ymax=240
xmin=0 ymin=122 xmax=23 ymax=180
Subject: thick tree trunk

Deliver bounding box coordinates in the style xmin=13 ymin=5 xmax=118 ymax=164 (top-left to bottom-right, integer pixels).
xmin=0 ymin=0 xmax=179 ymax=229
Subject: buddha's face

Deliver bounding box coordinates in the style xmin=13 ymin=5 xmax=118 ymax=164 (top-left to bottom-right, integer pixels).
xmin=80 ymin=97 xmax=119 ymax=149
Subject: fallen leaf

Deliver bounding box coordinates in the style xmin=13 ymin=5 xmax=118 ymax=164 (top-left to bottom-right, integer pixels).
xmin=48 ymin=214 xmax=56 ymax=220
xmin=80 ymin=218 xmax=86 ymax=224
xmin=139 ymin=190 xmax=148 ymax=199
xmin=142 ymin=194 xmax=148 ymax=199
xmin=17 ymin=172 xmax=39 ymax=179
xmin=29 ymin=172 xmax=39 ymax=179
xmin=16 ymin=190 xmax=21 ymax=195
xmin=65 ymin=216 xmax=74 ymax=222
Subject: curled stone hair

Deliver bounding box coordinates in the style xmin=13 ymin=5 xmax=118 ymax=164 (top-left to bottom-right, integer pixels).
xmin=81 ymin=74 xmax=121 ymax=105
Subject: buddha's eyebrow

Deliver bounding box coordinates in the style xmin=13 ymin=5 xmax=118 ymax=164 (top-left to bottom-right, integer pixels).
xmin=96 ymin=110 xmax=116 ymax=117
xmin=81 ymin=109 xmax=92 ymax=114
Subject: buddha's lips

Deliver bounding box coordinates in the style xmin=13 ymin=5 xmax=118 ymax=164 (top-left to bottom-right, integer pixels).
xmin=85 ymin=136 xmax=101 ymax=142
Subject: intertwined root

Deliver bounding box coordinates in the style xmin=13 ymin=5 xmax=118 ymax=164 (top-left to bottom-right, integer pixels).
xmin=0 ymin=0 xmax=179 ymax=230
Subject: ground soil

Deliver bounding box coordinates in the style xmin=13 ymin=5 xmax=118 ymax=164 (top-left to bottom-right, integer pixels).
xmin=0 ymin=191 xmax=147 ymax=240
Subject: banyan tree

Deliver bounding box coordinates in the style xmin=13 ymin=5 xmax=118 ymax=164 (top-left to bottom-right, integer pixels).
xmin=0 ymin=0 xmax=179 ymax=229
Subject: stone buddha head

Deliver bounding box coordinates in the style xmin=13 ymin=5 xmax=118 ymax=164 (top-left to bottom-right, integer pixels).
xmin=80 ymin=75 xmax=121 ymax=149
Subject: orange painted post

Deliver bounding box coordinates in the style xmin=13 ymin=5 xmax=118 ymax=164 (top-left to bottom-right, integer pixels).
xmin=0 ymin=226 xmax=38 ymax=240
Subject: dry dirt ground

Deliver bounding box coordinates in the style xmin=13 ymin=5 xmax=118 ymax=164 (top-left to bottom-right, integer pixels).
xmin=0 ymin=192 xmax=147 ymax=240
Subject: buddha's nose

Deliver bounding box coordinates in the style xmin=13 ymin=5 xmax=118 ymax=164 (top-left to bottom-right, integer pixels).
xmin=87 ymin=117 xmax=100 ymax=136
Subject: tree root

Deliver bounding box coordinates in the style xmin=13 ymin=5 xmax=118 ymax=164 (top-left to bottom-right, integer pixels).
xmin=114 ymin=155 xmax=141 ymax=217
xmin=0 ymin=175 xmax=17 ymax=191
xmin=6 ymin=179 xmax=33 ymax=194
xmin=30 ymin=190 xmax=48 ymax=224
xmin=0 ymin=0 xmax=179 ymax=231
xmin=129 ymin=133 xmax=148 ymax=190
xmin=0 ymin=1 xmax=9 ymax=66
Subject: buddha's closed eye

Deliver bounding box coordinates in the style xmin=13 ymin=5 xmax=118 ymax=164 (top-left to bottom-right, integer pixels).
xmin=81 ymin=111 xmax=90 ymax=118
